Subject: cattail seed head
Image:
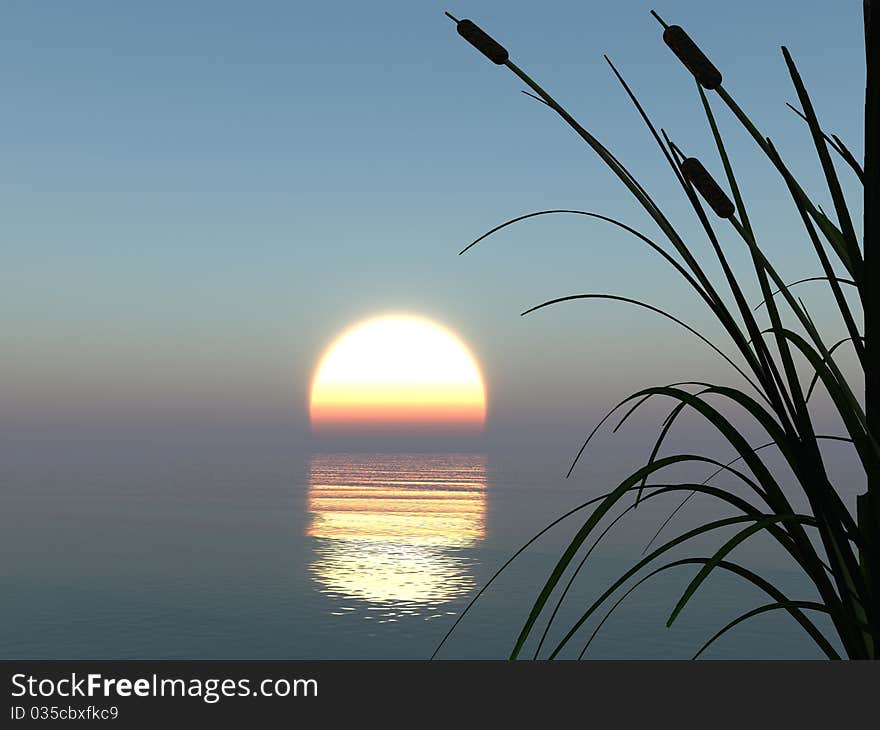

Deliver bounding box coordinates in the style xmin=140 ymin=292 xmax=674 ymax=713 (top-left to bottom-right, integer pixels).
xmin=662 ymin=25 xmax=722 ymax=89
xmin=682 ymin=157 xmax=735 ymax=218
xmin=456 ymin=19 xmax=509 ymax=64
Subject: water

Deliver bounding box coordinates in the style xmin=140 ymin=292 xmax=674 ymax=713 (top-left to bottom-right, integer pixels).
xmin=307 ymin=453 xmax=486 ymax=613
xmin=0 ymin=443 xmax=832 ymax=659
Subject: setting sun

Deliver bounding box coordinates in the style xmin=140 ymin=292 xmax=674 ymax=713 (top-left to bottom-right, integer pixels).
xmin=309 ymin=315 xmax=486 ymax=430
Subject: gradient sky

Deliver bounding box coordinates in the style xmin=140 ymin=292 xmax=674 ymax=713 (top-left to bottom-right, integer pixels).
xmin=1 ymin=0 xmax=866 ymax=448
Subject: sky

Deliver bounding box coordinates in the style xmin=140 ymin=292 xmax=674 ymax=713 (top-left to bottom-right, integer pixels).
xmin=0 ymin=0 xmax=867 ymax=451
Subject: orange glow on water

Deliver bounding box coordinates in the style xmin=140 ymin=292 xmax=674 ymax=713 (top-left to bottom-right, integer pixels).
xmin=310 ymin=315 xmax=486 ymax=430
xmin=307 ymin=453 xmax=487 ymax=604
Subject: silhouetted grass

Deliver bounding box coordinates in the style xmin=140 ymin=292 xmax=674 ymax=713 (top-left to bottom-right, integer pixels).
xmin=436 ymin=4 xmax=879 ymax=659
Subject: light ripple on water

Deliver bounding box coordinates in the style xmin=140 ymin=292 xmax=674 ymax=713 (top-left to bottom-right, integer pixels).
xmin=307 ymin=453 xmax=486 ymax=617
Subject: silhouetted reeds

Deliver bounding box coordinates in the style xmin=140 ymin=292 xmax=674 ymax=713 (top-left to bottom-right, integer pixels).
xmin=437 ymin=5 xmax=879 ymax=659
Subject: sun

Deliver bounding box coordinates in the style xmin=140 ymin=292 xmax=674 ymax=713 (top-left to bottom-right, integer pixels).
xmin=309 ymin=314 xmax=486 ymax=430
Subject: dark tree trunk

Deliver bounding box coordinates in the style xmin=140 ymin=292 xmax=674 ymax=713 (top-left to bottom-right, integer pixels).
xmin=862 ymin=0 xmax=879 ymax=656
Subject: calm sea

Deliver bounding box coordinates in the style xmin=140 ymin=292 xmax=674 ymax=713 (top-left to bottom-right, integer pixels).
xmin=0 ymin=442 xmax=833 ymax=659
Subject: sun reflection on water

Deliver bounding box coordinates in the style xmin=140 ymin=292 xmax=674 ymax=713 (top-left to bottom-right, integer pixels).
xmin=307 ymin=453 xmax=487 ymax=616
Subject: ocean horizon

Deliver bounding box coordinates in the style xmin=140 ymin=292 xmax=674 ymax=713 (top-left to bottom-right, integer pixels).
xmin=1 ymin=438 xmax=834 ymax=659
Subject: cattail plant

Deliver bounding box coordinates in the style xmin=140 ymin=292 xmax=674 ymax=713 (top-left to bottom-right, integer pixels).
xmin=661 ymin=23 xmax=723 ymax=90
xmin=435 ymin=5 xmax=880 ymax=659
xmin=681 ymin=158 xmax=736 ymax=218
xmin=446 ymin=11 xmax=509 ymax=64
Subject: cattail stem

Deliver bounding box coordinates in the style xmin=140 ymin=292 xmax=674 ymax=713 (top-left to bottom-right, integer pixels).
xmin=501 ymin=56 xmax=775 ymax=401
xmin=649 ymin=9 xmax=669 ymax=29
xmin=715 ymin=85 xmax=863 ymax=284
